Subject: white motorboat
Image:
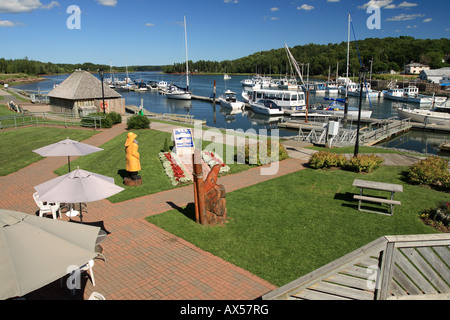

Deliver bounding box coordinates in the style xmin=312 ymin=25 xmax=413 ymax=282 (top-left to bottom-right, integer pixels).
xmin=339 ymin=82 xmax=379 ymax=98
xmin=278 ymin=78 xmax=298 ymax=91
xmin=224 ymin=74 xmax=231 ymax=80
xmin=157 ymin=81 xmax=168 ymax=91
xmin=241 ymin=78 xmax=254 ymax=87
xmin=218 ymin=90 xmax=244 ymax=110
xmin=243 ymin=88 xmax=306 ymax=112
xmin=384 ymin=86 xmax=446 ymax=104
xmin=250 ymin=99 xmax=284 ymax=116
xmin=396 ymin=104 xmax=450 ymax=126
xmin=167 ymin=16 xmax=192 ymax=101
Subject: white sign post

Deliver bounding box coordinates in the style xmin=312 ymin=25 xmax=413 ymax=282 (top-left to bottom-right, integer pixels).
xmin=172 ymin=128 xmax=195 ymax=156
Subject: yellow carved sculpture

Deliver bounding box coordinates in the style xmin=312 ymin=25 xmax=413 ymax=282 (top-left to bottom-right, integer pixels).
xmin=124 ymin=132 xmax=142 ymax=185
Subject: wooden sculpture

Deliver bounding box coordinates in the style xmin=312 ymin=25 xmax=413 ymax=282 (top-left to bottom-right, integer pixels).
xmin=192 ymin=149 xmax=227 ymax=226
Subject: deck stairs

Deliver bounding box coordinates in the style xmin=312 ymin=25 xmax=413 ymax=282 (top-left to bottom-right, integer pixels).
xmin=262 ymin=234 xmax=450 ymax=300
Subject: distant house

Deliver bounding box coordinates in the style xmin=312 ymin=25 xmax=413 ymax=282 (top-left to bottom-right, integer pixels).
xmin=47 ymin=70 xmax=125 ymax=118
xmin=419 ymin=67 xmax=450 ymax=84
xmin=405 ymin=62 xmax=430 ymax=75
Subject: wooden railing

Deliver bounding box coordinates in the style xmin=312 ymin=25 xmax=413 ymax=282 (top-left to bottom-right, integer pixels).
xmin=262 ymin=234 xmax=450 ymax=300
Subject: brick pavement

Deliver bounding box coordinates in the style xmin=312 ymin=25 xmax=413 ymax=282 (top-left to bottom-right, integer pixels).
xmin=0 ymin=122 xmax=309 ymax=300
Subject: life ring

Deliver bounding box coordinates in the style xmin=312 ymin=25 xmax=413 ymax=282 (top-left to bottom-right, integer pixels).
xmin=100 ymin=101 xmax=108 ymax=109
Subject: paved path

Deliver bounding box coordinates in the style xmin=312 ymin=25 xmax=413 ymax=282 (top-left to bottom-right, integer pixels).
xmin=0 ymin=122 xmax=308 ymax=300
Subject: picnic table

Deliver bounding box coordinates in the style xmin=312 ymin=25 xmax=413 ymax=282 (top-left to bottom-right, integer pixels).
xmin=352 ymin=179 xmax=403 ymax=216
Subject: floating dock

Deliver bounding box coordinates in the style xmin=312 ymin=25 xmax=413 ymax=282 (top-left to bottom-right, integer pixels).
xmin=125 ymin=105 xmax=206 ymax=125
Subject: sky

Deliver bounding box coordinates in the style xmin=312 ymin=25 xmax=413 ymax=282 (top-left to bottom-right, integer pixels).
xmin=0 ymin=0 xmax=448 ymax=66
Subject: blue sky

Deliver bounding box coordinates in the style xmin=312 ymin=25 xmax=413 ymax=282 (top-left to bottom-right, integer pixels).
xmin=0 ymin=0 xmax=448 ymax=66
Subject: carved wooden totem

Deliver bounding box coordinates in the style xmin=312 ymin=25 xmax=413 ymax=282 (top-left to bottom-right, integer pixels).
xmin=192 ymin=149 xmax=227 ymax=226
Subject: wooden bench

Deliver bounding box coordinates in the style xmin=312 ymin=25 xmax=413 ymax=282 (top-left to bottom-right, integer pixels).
xmin=352 ymin=179 xmax=403 ymax=216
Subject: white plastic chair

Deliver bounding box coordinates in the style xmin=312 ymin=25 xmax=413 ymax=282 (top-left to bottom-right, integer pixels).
xmin=81 ymin=260 xmax=95 ymax=287
xmin=33 ymin=192 xmax=61 ymax=219
xmin=88 ymin=292 xmax=106 ymax=300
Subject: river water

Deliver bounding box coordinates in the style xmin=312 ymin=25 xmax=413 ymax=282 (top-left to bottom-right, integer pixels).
xmin=13 ymin=71 xmax=450 ymax=157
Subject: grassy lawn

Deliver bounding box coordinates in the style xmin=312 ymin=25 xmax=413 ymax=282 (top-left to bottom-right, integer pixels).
xmin=0 ymin=126 xmax=99 ymax=176
xmin=54 ymin=129 xmax=256 ymax=203
xmin=147 ymin=165 xmax=444 ymax=287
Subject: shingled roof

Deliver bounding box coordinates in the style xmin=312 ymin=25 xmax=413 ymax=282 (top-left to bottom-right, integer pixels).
xmin=48 ymin=70 xmax=122 ymax=100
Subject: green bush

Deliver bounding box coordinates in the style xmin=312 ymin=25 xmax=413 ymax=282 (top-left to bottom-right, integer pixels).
xmin=127 ymin=115 xmax=150 ymax=130
xmin=345 ymin=154 xmax=384 ymax=173
xmin=408 ymin=156 xmax=449 ymax=189
xmin=108 ymin=111 xmax=122 ymax=125
xmin=81 ymin=112 xmax=112 ymax=128
xmin=237 ymin=139 xmax=289 ymax=165
xmin=309 ymin=151 xmax=348 ymax=169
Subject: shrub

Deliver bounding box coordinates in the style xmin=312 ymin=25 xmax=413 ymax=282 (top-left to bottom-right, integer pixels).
xmin=237 ymin=139 xmax=289 ymax=166
xmin=309 ymin=151 xmax=348 ymax=169
xmin=108 ymin=111 xmax=122 ymax=125
xmin=81 ymin=112 xmax=112 ymax=128
xmin=408 ymin=156 xmax=449 ymax=188
xmin=345 ymin=154 xmax=384 ymax=173
xmin=127 ymin=115 xmax=150 ymax=130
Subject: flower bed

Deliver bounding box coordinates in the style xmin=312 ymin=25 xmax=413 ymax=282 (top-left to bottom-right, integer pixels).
xmin=158 ymin=152 xmax=192 ymax=186
xmin=202 ymin=150 xmax=230 ymax=173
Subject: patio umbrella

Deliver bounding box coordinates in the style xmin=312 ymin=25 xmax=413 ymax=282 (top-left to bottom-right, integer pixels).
xmin=34 ymin=168 xmax=124 ymax=222
xmin=33 ymin=138 xmax=103 ymax=172
xmin=0 ymin=209 xmax=100 ymax=300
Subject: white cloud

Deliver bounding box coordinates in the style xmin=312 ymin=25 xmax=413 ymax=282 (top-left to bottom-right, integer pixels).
xmin=327 ymin=0 xmax=340 ymax=2
xmin=397 ymin=1 xmax=418 ymax=8
xmin=358 ymin=0 xmax=394 ymax=9
xmin=0 ymin=0 xmax=61 ymax=13
xmin=96 ymin=0 xmax=118 ymax=6
xmin=41 ymin=1 xmax=59 ymax=10
xmin=361 ymin=0 xmax=418 ymax=9
xmin=224 ymin=0 xmax=239 ymax=3
xmin=386 ymin=13 xmax=425 ymax=21
xmin=423 ymin=18 xmax=432 ymax=23
xmin=297 ymin=4 xmax=314 ymax=11
xmin=0 ymin=19 xmax=16 ymax=27
xmin=270 ymin=7 xmax=279 ymax=12
xmin=145 ymin=23 xmax=154 ymax=27
xmin=0 ymin=0 xmax=42 ymax=13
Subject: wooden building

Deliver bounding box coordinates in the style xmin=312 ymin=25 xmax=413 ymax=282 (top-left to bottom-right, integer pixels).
xmin=47 ymin=70 xmax=125 ymax=118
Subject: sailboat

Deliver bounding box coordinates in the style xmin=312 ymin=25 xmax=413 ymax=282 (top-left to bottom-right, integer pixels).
xmin=166 ymin=16 xmax=192 ymax=100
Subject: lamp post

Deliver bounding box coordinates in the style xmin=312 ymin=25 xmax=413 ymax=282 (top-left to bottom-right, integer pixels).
xmin=354 ymin=65 xmax=368 ymax=158
xmin=99 ymin=68 xmax=106 ymax=114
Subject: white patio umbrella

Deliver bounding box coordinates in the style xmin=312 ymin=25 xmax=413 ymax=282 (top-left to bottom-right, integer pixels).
xmin=33 ymin=138 xmax=103 ymax=172
xmin=0 ymin=209 xmax=100 ymax=300
xmin=34 ymin=168 xmax=124 ymax=222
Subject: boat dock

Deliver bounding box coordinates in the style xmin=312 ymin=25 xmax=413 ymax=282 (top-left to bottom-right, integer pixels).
xmin=125 ymin=105 xmax=206 ymax=125
xmin=282 ymin=116 xmax=413 ymax=147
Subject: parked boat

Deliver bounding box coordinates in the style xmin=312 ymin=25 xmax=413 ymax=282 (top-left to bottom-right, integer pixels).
xmin=383 ymin=86 xmax=446 ymax=104
xmin=396 ymin=104 xmax=450 ymax=126
xmin=278 ymin=77 xmax=298 ymax=91
xmin=224 ymin=74 xmax=231 ymax=80
xmin=242 ymin=88 xmax=306 ymax=112
xmin=305 ymin=98 xmax=372 ymax=118
xmin=339 ymin=81 xmax=379 ymax=98
xmin=250 ymin=99 xmax=284 ymax=116
xmin=167 ymin=16 xmax=192 ymax=101
xmin=218 ymin=90 xmax=244 ymax=110
xmin=241 ymin=78 xmax=254 ymax=87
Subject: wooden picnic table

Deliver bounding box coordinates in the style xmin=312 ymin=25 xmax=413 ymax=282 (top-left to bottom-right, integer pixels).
xmin=352 ymin=179 xmax=403 ymax=216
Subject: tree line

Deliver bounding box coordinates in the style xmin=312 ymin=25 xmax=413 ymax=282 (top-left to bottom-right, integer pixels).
xmin=1 ymin=36 xmax=449 ymax=77
xmin=165 ymin=36 xmax=450 ymax=76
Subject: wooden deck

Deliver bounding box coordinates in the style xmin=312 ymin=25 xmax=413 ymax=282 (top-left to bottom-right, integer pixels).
xmin=263 ymin=234 xmax=450 ymax=300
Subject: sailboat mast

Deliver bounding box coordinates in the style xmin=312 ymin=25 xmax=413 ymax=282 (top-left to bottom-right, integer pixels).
xmin=345 ymin=13 xmax=350 ymax=97
xmin=184 ymin=15 xmax=189 ymax=91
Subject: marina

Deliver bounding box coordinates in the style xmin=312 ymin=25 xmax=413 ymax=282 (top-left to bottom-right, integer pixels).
xmin=10 ymin=71 xmax=450 ymax=157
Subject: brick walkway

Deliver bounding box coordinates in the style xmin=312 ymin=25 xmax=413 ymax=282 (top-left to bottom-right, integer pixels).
xmin=0 ymin=122 xmax=308 ymax=300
